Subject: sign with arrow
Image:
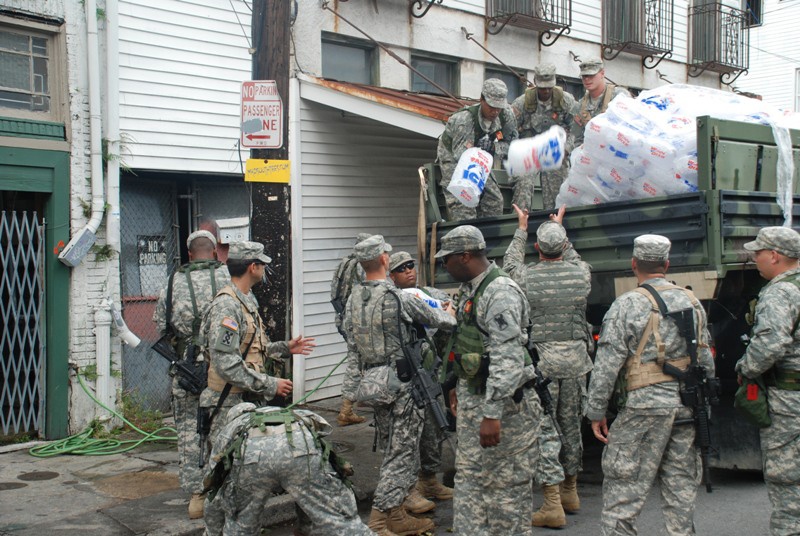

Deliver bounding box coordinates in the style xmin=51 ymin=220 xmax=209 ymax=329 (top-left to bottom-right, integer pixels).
xmin=240 ymin=80 xmax=283 ymax=149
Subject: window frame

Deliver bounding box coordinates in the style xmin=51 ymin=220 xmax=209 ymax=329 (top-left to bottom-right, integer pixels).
xmin=742 ymin=0 xmax=763 ymax=27
xmin=321 ymin=33 xmax=378 ymax=86
xmin=484 ymin=66 xmax=527 ymax=104
xmin=409 ymin=52 xmax=459 ymax=96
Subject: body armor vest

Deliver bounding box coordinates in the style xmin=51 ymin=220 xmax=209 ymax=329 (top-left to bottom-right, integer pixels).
xmin=578 ymin=83 xmax=617 ymax=125
xmin=352 ymin=284 xmax=404 ymax=368
xmin=523 ymin=86 xmax=566 ymax=114
xmin=527 ymin=262 xmax=590 ymax=343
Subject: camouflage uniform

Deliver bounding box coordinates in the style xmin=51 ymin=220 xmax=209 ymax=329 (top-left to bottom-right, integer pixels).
xmin=207 ymin=404 xmax=372 ymax=536
xmin=503 ymin=223 xmax=592 ymax=487
xmin=736 ymin=227 xmax=800 ymax=536
xmin=510 ymin=64 xmax=580 ymax=210
xmin=573 ymin=58 xmax=631 ymax=147
xmin=436 ymin=79 xmax=518 ymax=222
xmin=586 ymin=235 xmax=714 ymax=536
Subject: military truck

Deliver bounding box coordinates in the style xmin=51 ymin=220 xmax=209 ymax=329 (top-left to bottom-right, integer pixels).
xmin=417 ymin=116 xmax=800 ymax=471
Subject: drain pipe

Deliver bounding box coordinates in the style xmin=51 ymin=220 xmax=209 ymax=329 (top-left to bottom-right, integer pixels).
xmin=94 ymin=300 xmax=114 ymax=415
xmin=58 ymin=0 xmax=105 ymax=267
xmin=105 ymin=0 xmax=121 ymax=253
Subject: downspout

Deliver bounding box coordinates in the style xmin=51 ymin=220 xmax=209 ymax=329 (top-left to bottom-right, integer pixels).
xmin=58 ymin=0 xmax=105 ymax=267
xmin=289 ymin=76 xmax=306 ymax=403
xmin=94 ymin=300 xmax=114 ymax=417
xmin=105 ymin=0 xmax=121 ymax=252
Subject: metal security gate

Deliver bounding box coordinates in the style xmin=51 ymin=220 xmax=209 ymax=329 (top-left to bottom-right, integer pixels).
xmin=0 ymin=212 xmax=45 ymax=437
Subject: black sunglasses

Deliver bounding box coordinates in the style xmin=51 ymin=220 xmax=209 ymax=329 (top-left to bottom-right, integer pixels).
xmin=392 ymin=261 xmax=415 ymax=273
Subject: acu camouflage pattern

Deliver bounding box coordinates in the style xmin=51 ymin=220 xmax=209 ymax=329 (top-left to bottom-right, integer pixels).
xmin=450 ymin=262 xmax=541 ymax=535
xmin=437 ymin=104 xmax=518 ymax=221
xmin=153 ymin=260 xmax=230 ymax=494
xmin=587 ymin=277 xmax=714 ymax=535
xmin=534 ymin=376 xmax=587 ymax=486
xmin=510 ymin=87 xmax=580 ymax=210
xmin=736 ymin=266 xmax=800 ymax=536
xmin=573 ymin=84 xmax=631 ymax=146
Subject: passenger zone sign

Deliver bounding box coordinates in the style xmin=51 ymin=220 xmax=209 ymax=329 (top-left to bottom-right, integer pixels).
xmin=240 ymin=80 xmax=283 ymax=149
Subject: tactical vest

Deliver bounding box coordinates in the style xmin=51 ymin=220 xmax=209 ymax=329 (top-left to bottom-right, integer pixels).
xmin=352 ymin=284 xmax=406 ymax=368
xmin=440 ymin=104 xmax=510 ymax=158
xmin=527 ymin=262 xmax=590 ymax=343
xmin=578 ymin=83 xmax=617 ymax=125
xmin=167 ymin=259 xmax=223 ymax=354
xmin=523 ymin=86 xmax=567 ymax=114
xmin=206 ymin=286 xmax=269 ymax=393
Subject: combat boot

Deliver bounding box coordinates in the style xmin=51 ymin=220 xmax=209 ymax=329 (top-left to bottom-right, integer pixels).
xmin=188 ymin=492 xmax=205 ymax=519
xmin=367 ymin=508 xmax=399 ymax=536
xmin=532 ymin=484 xmax=567 ymax=528
xmin=560 ymin=474 xmax=580 ymax=513
xmin=416 ymin=472 xmax=453 ymax=500
xmin=402 ymin=488 xmax=435 ymax=514
xmin=337 ymin=399 xmax=366 ymax=426
xmin=387 ymin=505 xmax=435 ymax=535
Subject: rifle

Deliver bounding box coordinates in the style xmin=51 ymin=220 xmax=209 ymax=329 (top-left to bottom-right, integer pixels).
xmin=524 ymin=330 xmax=566 ymax=445
xmin=151 ymin=334 xmax=207 ymax=395
xmin=331 ymin=297 xmax=347 ymax=338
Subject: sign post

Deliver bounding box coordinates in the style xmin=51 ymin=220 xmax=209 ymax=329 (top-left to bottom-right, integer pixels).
xmin=240 ymin=80 xmax=283 ymax=149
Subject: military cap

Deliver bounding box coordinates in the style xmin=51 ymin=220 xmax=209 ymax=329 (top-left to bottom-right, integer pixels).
xmin=228 ymin=241 xmax=272 ymax=264
xmin=354 ymin=235 xmax=392 ymax=262
xmin=534 ymin=63 xmax=557 ymax=88
xmin=186 ymin=230 xmax=216 ymax=249
xmin=482 ymin=78 xmax=508 ymax=108
xmin=536 ymin=221 xmax=567 ymax=255
xmin=744 ymin=226 xmax=800 ymax=259
xmin=435 ymin=225 xmax=486 ymax=258
xmin=356 ymin=233 xmax=371 ymax=243
xmin=579 ymin=57 xmax=604 ymax=76
xmin=389 ymin=251 xmax=415 ymax=272
xmin=633 ymin=234 xmax=671 ymax=262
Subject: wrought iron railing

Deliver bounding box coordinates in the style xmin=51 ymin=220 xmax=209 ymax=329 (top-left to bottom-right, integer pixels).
xmin=602 ymin=0 xmax=674 ymax=69
xmin=485 ymin=0 xmax=572 ymax=46
xmin=689 ymin=3 xmax=750 ymax=84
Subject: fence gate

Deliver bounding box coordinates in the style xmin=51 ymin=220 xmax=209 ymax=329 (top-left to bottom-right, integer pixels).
xmin=0 ymin=211 xmax=45 ymax=438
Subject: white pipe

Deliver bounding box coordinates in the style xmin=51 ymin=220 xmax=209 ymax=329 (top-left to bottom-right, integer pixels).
xmin=289 ymin=76 xmax=306 ymax=403
xmin=94 ymin=300 xmax=114 ymax=415
xmin=105 ymin=0 xmax=121 ymax=252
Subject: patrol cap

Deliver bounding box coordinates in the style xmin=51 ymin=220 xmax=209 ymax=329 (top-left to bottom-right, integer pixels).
xmin=227 ymin=241 xmax=272 ymax=264
xmin=633 ymin=234 xmax=671 ymax=262
xmin=744 ymin=226 xmax=800 ymax=259
xmin=389 ymin=251 xmax=415 ymax=272
xmin=482 ymin=78 xmax=508 ymax=108
xmin=355 ymin=233 xmax=371 ymax=243
xmin=579 ymin=57 xmax=604 ymax=76
xmin=534 ymin=63 xmax=557 ymax=88
xmin=536 ymin=221 xmax=567 ymax=255
xmin=354 ymin=235 xmax=392 ymax=262
xmin=186 ymin=230 xmax=216 ymax=249
xmin=434 ymin=225 xmax=486 ymax=258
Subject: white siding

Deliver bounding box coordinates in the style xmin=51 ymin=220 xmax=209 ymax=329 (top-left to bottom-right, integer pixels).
xmin=297 ymin=98 xmax=438 ymax=400
xmin=119 ymin=0 xmax=251 ymax=173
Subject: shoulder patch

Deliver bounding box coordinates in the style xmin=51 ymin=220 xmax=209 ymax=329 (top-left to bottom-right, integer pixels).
xmin=221 ymin=317 xmax=239 ymax=332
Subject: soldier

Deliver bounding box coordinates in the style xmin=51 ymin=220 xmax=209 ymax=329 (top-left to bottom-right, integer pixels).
xmin=502 ymin=203 xmax=592 ymax=528
xmin=436 ymin=225 xmax=540 ymax=536
xmin=436 ymin=78 xmax=518 ymax=222
xmin=573 ymin=57 xmax=631 ymax=146
xmin=153 ymin=230 xmax=230 ymax=519
xmin=331 ymin=232 xmax=371 ymax=427
xmin=510 ymin=63 xmax=580 ymax=210
xmin=204 ymin=402 xmax=373 ymax=536
xmin=586 ymin=234 xmax=714 ymax=536
xmin=736 ymin=226 xmax=800 ymax=536
xmin=343 ymin=235 xmax=456 ymax=536
xmin=387 ymin=251 xmax=453 ymax=513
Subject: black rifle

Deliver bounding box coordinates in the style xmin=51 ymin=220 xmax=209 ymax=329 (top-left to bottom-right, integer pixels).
xmin=524 ymin=330 xmax=566 ymax=444
xmin=331 ymin=297 xmax=347 ymax=338
xmin=397 ymin=337 xmax=451 ymax=433
xmin=197 ymin=406 xmax=211 ymax=468
xmin=151 ymin=334 xmax=207 ymax=395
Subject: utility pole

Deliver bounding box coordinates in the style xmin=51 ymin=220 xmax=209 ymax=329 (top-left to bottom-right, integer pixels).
xmin=250 ymin=0 xmax=291 ymax=341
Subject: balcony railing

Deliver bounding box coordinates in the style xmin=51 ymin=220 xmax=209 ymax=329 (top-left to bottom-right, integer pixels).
xmin=485 ymin=0 xmax=572 ymax=46
xmin=602 ymin=0 xmax=674 ymax=69
xmin=689 ymin=3 xmax=750 ymax=84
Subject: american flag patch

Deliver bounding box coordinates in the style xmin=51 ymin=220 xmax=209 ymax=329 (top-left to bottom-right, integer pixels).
xmin=221 ymin=317 xmax=238 ymax=331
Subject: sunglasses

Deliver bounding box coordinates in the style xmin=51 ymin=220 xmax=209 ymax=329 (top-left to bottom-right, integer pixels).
xmin=392 ymin=261 xmax=415 ymax=273
xmin=439 ymin=252 xmax=465 ymax=268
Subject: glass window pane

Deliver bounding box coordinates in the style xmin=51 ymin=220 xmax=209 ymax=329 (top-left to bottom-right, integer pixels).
xmin=31 ymin=37 xmax=48 ymax=57
xmin=0 ymin=30 xmax=29 ymax=53
xmin=485 ymin=69 xmax=523 ymax=103
xmin=410 ymin=57 xmax=454 ymax=95
xmin=0 ymin=51 xmax=31 ymax=90
xmin=32 ymin=94 xmax=50 ymax=112
xmin=33 ymin=57 xmax=48 ymax=93
xmin=321 ymin=41 xmax=372 ymax=85
xmin=0 ymin=89 xmax=31 ymax=109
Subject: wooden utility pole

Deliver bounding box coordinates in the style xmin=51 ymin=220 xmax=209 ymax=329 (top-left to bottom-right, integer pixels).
xmin=250 ymin=0 xmax=291 ymax=341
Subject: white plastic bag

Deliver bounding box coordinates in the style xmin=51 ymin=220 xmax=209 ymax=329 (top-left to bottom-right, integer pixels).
xmin=447 ymin=148 xmax=493 ymax=208
xmin=506 ymin=125 xmax=567 ymax=175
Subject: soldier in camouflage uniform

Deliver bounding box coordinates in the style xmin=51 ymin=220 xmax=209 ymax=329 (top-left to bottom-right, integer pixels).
xmin=503 ymin=203 xmax=592 ymax=528
xmin=387 ymin=251 xmax=454 ymax=514
xmin=343 ymin=236 xmax=456 ymax=536
xmin=736 ymin=227 xmax=800 ymax=536
xmin=587 ymin=234 xmax=715 ymax=536
xmin=153 ymin=230 xmax=230 ymax=519
xmin=573 ymin=58 xmax=631 ymax=146
xmin=331 ymin=233 xmax=371 ymax=426
xmin=437 ymin=225 xmax=541 ymax=536
xmin=510 ymin=64 xmax=580 ymax=210
xmin=204 ymin=402 xmax=372 ymax=536
xmin=436 ymin=78 xmax=518 ymax=222
xmin=200 ymin=241 xmax=315 ymax=536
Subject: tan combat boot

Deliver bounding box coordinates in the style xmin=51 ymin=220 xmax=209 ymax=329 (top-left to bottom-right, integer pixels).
xmin=402 ymin=488 xmax=435 ymax=514
xmin=337 ymin=399 xmax=366 ymax=426
xmin=532 ymin=484 xmax=567 ymax=528
xmin=386 ymin=505 xmax=435 ymax=535
xmin=367 ymin=508 xmax=400 ymax=536
xmin=416 ymin=472 xmax=453 ymax=500
xmin=188 ymin=492 xmax=205 ymax=519
xmin=560 ymin=474 xmax=580 ymax=513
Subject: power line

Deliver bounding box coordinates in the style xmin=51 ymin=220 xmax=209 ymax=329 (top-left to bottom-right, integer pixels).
xmin=749 ymin=44 xmax=800 ymax=65
xmin=762 ymin=1 xmax=800 ymax=17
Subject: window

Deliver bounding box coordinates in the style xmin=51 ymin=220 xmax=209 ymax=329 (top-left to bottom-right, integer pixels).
xmin=560 ymin=76 xmax=584 ymax=101
xmin=484 ymin=68 xmax=526 ymax=103
xmin=410 ymin=55 xmax=457 ymax=95
xmin=743 ymin=0 xmax=763 ymax=27
xmin=321 ymin=37 xmax=375 ymax=85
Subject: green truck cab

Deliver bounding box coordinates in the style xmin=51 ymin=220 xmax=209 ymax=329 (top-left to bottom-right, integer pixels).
xmin=418 ymin=116 xmax=800 ymax=470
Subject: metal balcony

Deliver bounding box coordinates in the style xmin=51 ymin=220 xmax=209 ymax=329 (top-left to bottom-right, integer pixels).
xmin=689 ymin=3 xmax=750 ymax=85
xmin=602 ymin=0 xmax=675 ymax=69
xmin=485 ymin=0 xmax=572 ymax=46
